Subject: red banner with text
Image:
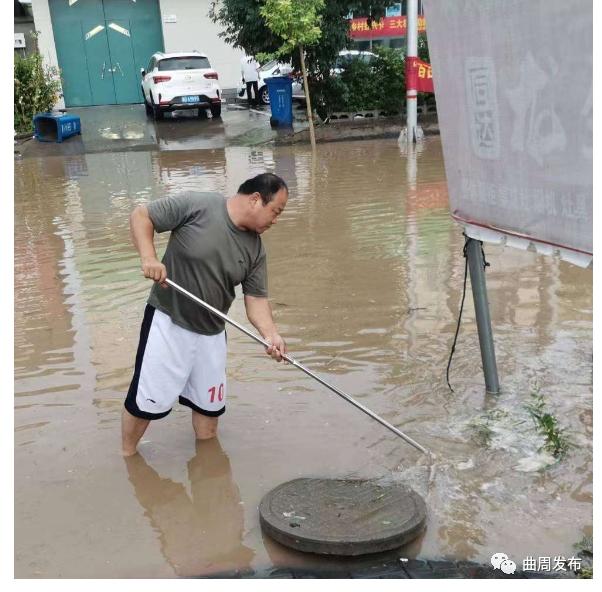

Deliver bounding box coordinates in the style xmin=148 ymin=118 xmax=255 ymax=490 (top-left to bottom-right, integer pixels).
xmin=349 ymin=15 xmax=426 ymax=39
xmin=405 ymin=56 xmax=434 ymax=93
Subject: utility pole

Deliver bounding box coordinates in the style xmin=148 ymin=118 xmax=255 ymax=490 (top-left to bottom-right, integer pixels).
xmin=401 ymin=0 xmax=423 ymax=144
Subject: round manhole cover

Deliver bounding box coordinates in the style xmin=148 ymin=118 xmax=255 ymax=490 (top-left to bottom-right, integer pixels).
xmin=259 ymin=478 xmax=427 ymax=556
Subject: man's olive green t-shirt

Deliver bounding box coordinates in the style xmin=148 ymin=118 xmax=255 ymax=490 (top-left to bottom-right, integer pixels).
xmin=146 ymin=192 xmax=267 ymax=335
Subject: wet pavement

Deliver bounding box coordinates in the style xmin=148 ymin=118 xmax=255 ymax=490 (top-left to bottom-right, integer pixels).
xmin=17 ymin=103 xmax=309 ymax=157
xmin=14 ymin=134 xmax=592 ymax=577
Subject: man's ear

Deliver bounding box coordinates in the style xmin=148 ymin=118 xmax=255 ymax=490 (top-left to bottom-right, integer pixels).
xmin=250 ymin=192 xmax=262 ymax=206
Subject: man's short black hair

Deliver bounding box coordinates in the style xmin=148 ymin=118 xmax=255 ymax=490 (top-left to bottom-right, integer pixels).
xmin=238 ymin=173 xmax=288 ymax=205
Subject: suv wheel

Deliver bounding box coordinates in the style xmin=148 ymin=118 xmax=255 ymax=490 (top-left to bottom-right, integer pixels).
xmin=259 ymin=86 xmax=270 ymax=105
xmin=150 ymin=94 xmax=164 ymax=120
xmin=143 ymin=90 xmax=152 ymax=116
xmin=210 ymin=103 xmax=222 ymax=119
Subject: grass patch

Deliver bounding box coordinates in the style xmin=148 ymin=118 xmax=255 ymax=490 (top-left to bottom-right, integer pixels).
xmin=468 ymin=408 xmax=508 ymax=447
xmin=524 ymin=391 xmax=571 ymax=459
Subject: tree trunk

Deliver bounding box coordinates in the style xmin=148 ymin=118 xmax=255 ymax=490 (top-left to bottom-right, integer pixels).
xmin=299 ymin=44 xmax=316 ymax=150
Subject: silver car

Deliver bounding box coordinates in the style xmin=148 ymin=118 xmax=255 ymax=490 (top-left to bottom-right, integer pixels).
xmin=237 ymin=51 xmax=376 ymax=105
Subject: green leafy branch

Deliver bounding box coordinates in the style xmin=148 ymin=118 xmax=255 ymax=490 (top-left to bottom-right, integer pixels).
xmin=524 ymin=391 xmax=571 ymax=459
xmin=257 ymin=0 xmax=325 ymax=62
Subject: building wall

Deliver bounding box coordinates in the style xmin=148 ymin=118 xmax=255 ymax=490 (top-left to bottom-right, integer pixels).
xmin=14 ymin=18 xmax=38 ymax=57
xmin=158 ymin=0 xmax=245 ymax=89
xmin=31 ymin=0 xmax=65 ymax=108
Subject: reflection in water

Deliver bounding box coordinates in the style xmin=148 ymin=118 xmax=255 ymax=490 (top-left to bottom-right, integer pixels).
xmin=15 ymin=158 xmax=71 ymax=355
xmin=125 ymin=439 xmax=254 ymax=576
xmin=14 ymin=138 xmax=592 ymax=576
xmin=151 ymin=112 xmax=226 ymax=151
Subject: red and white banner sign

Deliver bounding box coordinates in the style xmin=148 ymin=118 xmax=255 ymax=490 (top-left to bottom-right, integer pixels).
xmin=405 ymin=56 xmax=434 ymax=93
xmin=349 ymin=15 xmax=426 ymax=39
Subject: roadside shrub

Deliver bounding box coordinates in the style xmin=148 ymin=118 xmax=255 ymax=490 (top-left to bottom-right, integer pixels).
xmin=14 ymin=51 xmax=62 ymax=133
xmin=310 ymin=46 xmax=405 ymax=116
xmin=372 ymin=46 xmax=405 ymax=113
xmin=311 ymin=74 xmax=348 ymax=119
xmin=340 ymin=58 xmax=379 ymax=111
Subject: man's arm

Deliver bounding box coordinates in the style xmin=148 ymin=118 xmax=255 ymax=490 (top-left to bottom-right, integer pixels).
xmin=130 ymin=205 xmax=167 ymax=287
xmin=244 ymin=295 xmax=287 ymax=362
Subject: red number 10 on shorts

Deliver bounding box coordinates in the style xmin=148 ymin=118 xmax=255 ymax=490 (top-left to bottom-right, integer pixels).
xmin=208 ymin=383 xmax=224 ymax=403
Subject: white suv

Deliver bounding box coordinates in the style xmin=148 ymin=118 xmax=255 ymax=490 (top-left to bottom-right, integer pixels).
xmin=141 ymin=52 xmax=222 ymax=119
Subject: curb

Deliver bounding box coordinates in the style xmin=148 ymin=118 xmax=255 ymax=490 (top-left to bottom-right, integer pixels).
xmin=195 ymin=559 xmax=577 ymax=579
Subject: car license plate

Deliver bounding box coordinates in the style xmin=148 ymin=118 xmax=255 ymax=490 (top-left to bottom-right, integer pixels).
xmin=182 ymin=95 xmax=199 ymax=103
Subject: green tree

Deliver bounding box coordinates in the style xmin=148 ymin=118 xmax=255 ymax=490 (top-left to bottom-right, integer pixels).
xmin=210 ymin=2 xmax=415 ymax=137
xmin=209 ymin=1 xmax=391 ymax=76
xmin=258 ymin=0 xmax=325 ymax=148
xmin=259 ymin=0 xmax=324 ymax=59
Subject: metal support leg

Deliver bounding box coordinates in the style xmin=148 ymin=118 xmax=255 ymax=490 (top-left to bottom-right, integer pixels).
xmin=466 ymin=238 xmax=500 ymax=394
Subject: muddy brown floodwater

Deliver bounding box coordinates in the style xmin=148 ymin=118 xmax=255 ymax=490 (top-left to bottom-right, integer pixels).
xmin=15 ymin=138 xmax=592 ymax=577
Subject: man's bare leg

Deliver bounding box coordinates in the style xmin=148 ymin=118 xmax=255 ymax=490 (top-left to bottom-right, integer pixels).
xmin=121 ymin=408 xmax=151 ymax=456
xmin=192 ymin=411 xmax=218 ymax=440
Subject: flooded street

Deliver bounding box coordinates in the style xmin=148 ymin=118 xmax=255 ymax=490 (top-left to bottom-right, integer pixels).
xmin=14 ymin=137 xmax=592 ymax=577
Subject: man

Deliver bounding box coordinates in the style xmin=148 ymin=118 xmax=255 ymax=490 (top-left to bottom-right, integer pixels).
xmin=122 ymin=173 xmax=288 ymax=456
xmin=240 ymin=55 xmax=260 ymax=106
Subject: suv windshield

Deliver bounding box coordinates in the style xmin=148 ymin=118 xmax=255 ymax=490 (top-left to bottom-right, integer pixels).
xmin=334 ymin=53 xmax=374 ymax=69
xmin=334 ymin=56 xmax=348 ymax=69
xmin=259 ymin=60 xmax=278 ymax=72
xmin=158 ymin=57 xmax=210 ymax=71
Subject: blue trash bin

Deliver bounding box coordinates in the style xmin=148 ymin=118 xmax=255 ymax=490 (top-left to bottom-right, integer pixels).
xmin=33 ymin=112 xmax=81 ymax=143
xmin=265 ymin=76 xmax=293 ymax=127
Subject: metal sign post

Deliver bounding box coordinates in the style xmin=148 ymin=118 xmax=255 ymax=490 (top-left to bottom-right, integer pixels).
xmin=466 ymin=238 xmax=500 ymax=394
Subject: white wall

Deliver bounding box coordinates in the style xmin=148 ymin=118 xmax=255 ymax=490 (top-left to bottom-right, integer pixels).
xmin=158 ymin=0 xmax=246 ymax=89
xmin=31 ymin=0 xmax=65 ymax=109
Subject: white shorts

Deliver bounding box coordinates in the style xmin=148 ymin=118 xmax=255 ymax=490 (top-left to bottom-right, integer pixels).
xmin=125 ymin=305 xmax=227 ymax=420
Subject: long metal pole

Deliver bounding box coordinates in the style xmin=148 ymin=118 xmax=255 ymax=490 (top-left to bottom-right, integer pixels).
xmin=466 ymin=239 xmax=500 ymax=394
xmin=406 ymin=0 xmax=419 ymax=143
xmin=165 ymin=278 xmax=429 ymax=455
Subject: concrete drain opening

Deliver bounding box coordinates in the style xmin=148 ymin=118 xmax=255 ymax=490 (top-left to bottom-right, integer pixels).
xmin=259 ymin=478 xmax=427 ymax=556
